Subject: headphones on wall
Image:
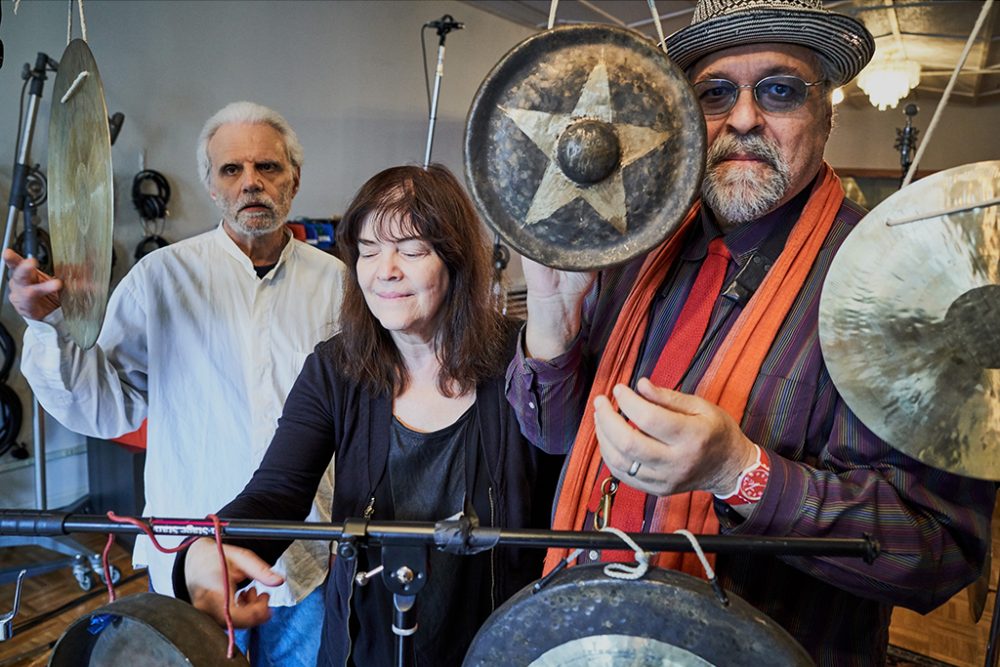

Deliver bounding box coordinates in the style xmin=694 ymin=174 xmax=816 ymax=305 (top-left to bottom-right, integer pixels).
xmin=133 ymin=234 xmax=170 ymax=261
xmin=131 ymin=169 xmax=171 ymax=261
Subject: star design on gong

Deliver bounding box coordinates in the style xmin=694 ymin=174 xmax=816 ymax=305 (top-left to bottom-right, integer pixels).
xmin=499 ymin=61 xmax=671 ymax=234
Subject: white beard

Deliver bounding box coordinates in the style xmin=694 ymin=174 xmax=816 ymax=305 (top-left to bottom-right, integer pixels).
xmin=701 ymin=133 xmax=791 ymax=229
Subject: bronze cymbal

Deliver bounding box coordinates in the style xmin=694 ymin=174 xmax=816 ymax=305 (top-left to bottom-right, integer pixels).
xmin=47 ymin=39 xmax=114 ymax=350
xmin=820 ymin=161 xmax=1000 ymax=480
xmin=464 ymin=24 xmax=705 ymax=271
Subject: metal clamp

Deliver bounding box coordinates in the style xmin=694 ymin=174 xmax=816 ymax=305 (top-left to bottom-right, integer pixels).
xmin=0 ymin=570 xmax=26 ymax=641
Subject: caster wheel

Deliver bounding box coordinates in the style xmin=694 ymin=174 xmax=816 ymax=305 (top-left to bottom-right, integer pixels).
xmin=75 ymin=570 xmax=94 ymax=591
xmin=98 ymin=565 xmax=122 ymax=585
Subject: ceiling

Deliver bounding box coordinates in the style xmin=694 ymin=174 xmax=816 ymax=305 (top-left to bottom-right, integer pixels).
xmin=463 ymin=0 xmax=1000 ymax=106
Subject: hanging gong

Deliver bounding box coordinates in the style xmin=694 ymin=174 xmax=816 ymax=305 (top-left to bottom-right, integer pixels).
xmin=47 ymin=38 xmax=114 ymax=350
xmin=464 ymin=24 xmax=705 ymax=271
xmin=49 ymin=592 xmax=249 ymax=666
xmin=462 ymin=565 xmax=812 ymax=666
xmin=819 ymin=161 xmax=1000 ymax=480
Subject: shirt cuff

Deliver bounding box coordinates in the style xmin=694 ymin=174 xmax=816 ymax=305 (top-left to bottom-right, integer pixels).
xmin=514 ymin=325 xmax=585 ymax=384
xmin=717 ymin=451 xmax=806 ymax=536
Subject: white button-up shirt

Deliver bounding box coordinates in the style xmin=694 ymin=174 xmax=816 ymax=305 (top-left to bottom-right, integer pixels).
xmin=21 ymin=224 xmax=346 ymax=604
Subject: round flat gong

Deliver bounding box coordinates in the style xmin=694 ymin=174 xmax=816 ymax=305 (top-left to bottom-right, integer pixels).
xmin=820 ymin=161 xmax=1000 ymax=480
xmin=464 ymin=24 xmax=705 ymax=271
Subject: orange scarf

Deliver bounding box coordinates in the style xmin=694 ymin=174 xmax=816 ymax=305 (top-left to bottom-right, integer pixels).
xmin=544 ymin=163 xmax=845 ymax=576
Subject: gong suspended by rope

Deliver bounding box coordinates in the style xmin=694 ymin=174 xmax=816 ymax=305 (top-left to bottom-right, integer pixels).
xmin=463 ymin=564 xmax=812 ymax=666
xmin=819 ymin=160 xmax=1000 ymax=481
xmin=464 ymin=24 xmax=705 ymax=271
xmin=47 ymin=38 xmax=115 ymax=350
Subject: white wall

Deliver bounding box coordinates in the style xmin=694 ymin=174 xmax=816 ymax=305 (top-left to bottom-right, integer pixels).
xmin=0 ymin=0 xmax=533 ymax=509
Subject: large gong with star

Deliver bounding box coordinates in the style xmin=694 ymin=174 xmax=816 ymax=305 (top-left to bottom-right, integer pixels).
xmin=464 ymin=24 xmax=706 ymax=271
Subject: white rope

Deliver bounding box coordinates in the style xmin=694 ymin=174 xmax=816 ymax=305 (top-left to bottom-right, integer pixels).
xmin=902 ymin=0 xmax=994 ymax=187
xmin=647 ymin=0 xmax=668 ymax=55
xmin=672 ymin=529 xmax=716 ymax=580
xmin=547 ymin=0 xmax=559 ymax=30
xmin=13 ymin=0 xmax=22 ymax=15
xmin=60 ymin=71 xmax=89 ymax=103
xmin=66 ymin=0 xmax=89 ymax=44
xmin=599 ymin=526 xmax=651 ymax=580
xmin=78 ymin=0 xmax=89 ymax=43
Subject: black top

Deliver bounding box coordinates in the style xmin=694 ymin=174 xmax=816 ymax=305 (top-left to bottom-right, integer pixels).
xmin=383 ymin=410 xmax=484 ymax=666
xmin=174 ymin=318 xmax=563 ymax=667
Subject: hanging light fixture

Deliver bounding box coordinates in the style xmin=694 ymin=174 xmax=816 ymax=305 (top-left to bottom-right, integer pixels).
xmin=857 ymin=55 xmax=921 ymax=111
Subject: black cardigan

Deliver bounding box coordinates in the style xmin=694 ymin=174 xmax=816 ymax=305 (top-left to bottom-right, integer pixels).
xmin=175 ymin=322 xmax=562 ymax=666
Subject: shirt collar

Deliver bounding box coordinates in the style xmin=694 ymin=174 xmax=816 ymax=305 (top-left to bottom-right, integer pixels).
xmin=681 ymin=177 xmax=816 ymax=267
xmin=212 ymin=222 xmax=294 ymax=279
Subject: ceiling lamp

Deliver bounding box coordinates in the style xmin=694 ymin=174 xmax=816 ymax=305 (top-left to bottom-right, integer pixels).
xmin=857 ymin=57 xmax=921 ymax=111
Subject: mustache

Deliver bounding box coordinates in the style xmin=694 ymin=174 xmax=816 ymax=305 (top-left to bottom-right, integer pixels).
xmin=236 ymin=196 xmax=275 ymax=213
xmin=706 ymin=133 xmax=783 ymax=171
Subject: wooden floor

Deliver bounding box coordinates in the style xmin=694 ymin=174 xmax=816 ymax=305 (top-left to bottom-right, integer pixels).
xmin=0 ymin=533 xmax=147 ymax=667
xmin=889 ymin=496 xmax=1000 ymax=667
xmin=1 ymin=518 xmax=999 ymax=666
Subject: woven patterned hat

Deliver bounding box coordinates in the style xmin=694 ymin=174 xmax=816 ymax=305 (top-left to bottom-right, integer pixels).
xmin=665 ymin=0 xmax=875 ymax=85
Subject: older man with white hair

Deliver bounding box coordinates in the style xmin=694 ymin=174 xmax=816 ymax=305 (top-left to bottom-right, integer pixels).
xmin=508 ymin=0 xmax=995 ymax=663
xmin=4 ymin=101 xmax=346 ymax=667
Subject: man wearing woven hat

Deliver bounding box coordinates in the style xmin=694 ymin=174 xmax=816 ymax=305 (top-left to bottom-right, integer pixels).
xmin=508 ymin=0 xmax=995 ymax=662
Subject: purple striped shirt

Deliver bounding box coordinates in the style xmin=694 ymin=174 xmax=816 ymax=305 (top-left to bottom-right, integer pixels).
xmin=506 ymin=191 xmax=995 ymax=665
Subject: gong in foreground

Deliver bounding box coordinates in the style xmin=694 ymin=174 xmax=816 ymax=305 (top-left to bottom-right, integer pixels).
xmin=463 ymin=565 xmax=812 ymax=666
xmin=820 ymin=161 xmax=1000 ymax=480
xmin=464 ymin=24 xmax=705 ymax=270
xmin=48 ymin=38 xmax=115 ymax=350
xmin=49 ymin=593 xmax=248 ymax=666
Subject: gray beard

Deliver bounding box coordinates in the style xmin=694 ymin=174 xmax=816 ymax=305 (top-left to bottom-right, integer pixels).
xmin=701 ymin=133 xmax=791 ymax=229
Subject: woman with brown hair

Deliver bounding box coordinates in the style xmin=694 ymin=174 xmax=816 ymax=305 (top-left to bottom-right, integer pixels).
xmin=176 ymin=164 xmax=561 ymax=666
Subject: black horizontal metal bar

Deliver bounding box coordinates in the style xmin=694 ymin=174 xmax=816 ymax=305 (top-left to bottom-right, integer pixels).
xmin=0 ymin=511 xmax=878 ymax=562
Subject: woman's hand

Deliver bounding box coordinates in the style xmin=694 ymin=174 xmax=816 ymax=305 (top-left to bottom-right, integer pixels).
xmin=184 ymin=538 xmax=285 ymax=628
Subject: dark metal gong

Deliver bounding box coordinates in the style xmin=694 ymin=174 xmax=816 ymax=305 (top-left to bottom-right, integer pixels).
xmin=462 ymin=565 xmax=813 ymax=666
xmin=48 ymin=593 xmax=249 ymax=666
xmin=464 ymin=24 xmax=705 ymax=271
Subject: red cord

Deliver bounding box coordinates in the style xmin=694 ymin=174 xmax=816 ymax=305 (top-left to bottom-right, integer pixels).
xmin=106 ymin=511 xmax=198 ymax=553
xmin=207 ymin=514 xmax=235 ymax=659
xmin=105 ymin=511 xmax=236 ymax=658
xmin=102 ymin=533 xmax=116 ymax=603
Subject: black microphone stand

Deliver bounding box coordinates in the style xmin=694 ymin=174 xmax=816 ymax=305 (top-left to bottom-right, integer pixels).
xmin=422 ymin=15 xmax=463 ymax=168
xmin=894 ymin=104 xmax=919 ymax=190
xmin=2 ymin=52 xmax=58 ymax=294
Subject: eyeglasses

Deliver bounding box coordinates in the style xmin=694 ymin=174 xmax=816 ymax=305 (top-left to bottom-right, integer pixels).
xmin=692 ymin=75 xmax=826 ymax=116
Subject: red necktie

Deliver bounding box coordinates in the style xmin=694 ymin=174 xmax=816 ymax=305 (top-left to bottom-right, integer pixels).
xmin=589 ymin=237 xmax=731 ymax=559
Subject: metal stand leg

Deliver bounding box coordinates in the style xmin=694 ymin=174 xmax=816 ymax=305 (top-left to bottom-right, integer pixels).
xmin=393 ymin=594 xmax=417 ymax=667
xmin=381 ymin=544 xmax=427 ymax=667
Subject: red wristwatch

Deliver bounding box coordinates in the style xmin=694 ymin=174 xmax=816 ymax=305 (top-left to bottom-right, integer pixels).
xmin=716 ymin=446 xmax=770 ymax=506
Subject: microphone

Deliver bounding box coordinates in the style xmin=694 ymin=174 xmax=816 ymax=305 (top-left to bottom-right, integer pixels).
xmin=108 ymin=112 xmax=125 ymax=145
xmin=425 ymin=14 xmax=464 ymax=33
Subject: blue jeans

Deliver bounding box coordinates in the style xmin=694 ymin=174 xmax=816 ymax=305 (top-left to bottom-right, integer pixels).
xmin=234 ymin=584 xmax=325 ymax=667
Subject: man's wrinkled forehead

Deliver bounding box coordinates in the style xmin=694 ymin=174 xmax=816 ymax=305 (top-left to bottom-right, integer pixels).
xmin=209 ymin=122 xmax=292 ymax=164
